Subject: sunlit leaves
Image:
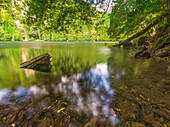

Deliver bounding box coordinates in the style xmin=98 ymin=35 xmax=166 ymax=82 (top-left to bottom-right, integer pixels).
xmin=23 ymin=0 xmax=98 ymax=32
xmin=109 ymin=0 xmax=169 ymax=39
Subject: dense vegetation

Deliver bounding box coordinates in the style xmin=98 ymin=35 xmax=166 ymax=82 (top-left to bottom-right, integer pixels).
xmin=0 ymin=1 xmax=169 ymax=126
xmin=0 ymin=0 xmax=169 ymax=42
xmin=109 ymin=0 xmax=169 ymax=39
xmin=0 ymin=0 xmax=111 ymax=41
xmin=109 ymin=0 xmax=169 ymax=61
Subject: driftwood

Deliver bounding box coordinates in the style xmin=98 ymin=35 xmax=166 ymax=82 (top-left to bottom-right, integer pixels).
xmin=20 ymin=53 xmax=52 ymax=72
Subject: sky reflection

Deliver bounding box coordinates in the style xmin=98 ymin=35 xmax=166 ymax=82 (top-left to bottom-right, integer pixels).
xmin=53 ymin=63 xmax=118 ymax=124
xmin=0 ymin=63 xmax=119 ymax=125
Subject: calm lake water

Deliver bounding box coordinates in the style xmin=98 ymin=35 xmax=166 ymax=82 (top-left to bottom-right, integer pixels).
xmin=0 ymin=42 xmax=169 ymax=126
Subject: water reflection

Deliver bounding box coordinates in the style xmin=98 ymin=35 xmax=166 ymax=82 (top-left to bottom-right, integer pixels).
xmin=0 ymin=89 xmax=9 ymax=104
xmin=54 ymin=64 xmax=116 ymax=120
xmin=0 ymin=44 xmax=104 ymax=88
xmin=0 ymin=44 xmax=169 ymax=126
xmin=108 ymin=48 xmax=170 ymax=87
xmin=0 ymin=63 xmax=119 ymax=126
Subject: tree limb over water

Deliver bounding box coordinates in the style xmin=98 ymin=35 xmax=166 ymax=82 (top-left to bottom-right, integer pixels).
xmin=113 ymin=11 xmax=169 ymax=47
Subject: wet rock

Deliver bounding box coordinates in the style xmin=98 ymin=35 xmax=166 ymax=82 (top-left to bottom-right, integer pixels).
xmin=132 ymin=122 xmax=146 ymax=127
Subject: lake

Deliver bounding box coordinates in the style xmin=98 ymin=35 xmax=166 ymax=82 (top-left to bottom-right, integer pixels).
xmin=0 ymin=42 xmax=169 ymax=127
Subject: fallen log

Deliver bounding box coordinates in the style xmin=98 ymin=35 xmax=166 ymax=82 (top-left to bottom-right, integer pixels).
xmin=113 ymin=12 xmax=169 ymax=47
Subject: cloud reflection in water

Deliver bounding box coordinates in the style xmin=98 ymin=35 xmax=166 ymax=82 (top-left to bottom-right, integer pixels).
xmin=0 ymin=63 xmax=119 ymax=125
xmin=0 ymin=86 xmax=48 ymax=104
xmin=54 ymin=63 xmax=118 ymax=124
xmin=0 ymin=89 xmax=10 ymax=104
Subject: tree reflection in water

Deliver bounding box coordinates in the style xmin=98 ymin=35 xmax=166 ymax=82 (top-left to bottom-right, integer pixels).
xmin=0 ymin=63 xmax=119 ymax=126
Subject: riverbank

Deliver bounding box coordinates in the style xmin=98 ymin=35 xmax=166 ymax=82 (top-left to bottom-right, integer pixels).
xmin=118 ymin=24 xmax=170 ymax=62
xmin=0 ymin=41 xmax=119 ymax=47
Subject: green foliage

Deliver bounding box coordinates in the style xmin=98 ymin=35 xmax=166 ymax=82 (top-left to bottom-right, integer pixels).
xmin=0 ymin=0 xmax=112 ymax=41
xmin=14 ymin=30 xmax=23 ymax=41
xmin=2 ymin=0 xmax=167 ymax=41
xmin=109 ymin=0 xmax=169 ymax=39
xmin=0 ymin=44 xmax=108 ymax=88
xmin=0 ymin=28 xmax=12 ymax=41
xmin=23 ymin=0 xmax=98 ymax=32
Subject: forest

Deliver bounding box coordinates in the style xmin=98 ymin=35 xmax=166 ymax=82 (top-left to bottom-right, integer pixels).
xmin=0 ymin=0 xmax=169 ymax=127
xmin=1 ymin=0 xmax=169 ymax=61
xmin=0 ymin=0 xmax=168 ymax=41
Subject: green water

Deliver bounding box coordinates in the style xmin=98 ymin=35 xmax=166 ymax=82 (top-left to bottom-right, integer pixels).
xmin=0 ymin=42 xmax=169 ymax=126
xmin=0 ymin=42 xmax=109 ymax=88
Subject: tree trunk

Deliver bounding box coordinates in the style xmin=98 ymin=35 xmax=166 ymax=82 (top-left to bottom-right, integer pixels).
xmin=113 ymin=12 xmax=168 ymax=47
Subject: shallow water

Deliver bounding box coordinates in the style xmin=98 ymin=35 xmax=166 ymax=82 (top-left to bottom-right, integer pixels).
xmin=0 ymin=42 xmax=169 ymax=126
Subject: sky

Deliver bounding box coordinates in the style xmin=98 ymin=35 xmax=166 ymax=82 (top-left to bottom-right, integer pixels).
xmin=90 ymin=0 xmax=114 ymax=13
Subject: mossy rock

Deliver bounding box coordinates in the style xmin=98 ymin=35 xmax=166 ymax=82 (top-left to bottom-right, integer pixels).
xmin=152 ymin=34 xmax=170 ymax=52
xmin=154 ymin=56 xmax=170 ymax=63
xmin=153 ymin=44 xmax=170 ymax=59
xmin=129 ymin=48 xmax=150 ymax=59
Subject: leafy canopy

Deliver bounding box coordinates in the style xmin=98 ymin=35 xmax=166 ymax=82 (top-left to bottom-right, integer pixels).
xmin=109 ymin=0 xmax=169 ymax=39
xmin=23 ymin=0 xmax=99 ymax=32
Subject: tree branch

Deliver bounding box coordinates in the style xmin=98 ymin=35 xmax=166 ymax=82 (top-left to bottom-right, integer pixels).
xmin=113 ymin=12 xmax=169 ymax=47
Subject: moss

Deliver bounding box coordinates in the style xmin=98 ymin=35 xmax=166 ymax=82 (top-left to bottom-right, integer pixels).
xmin=154 ymin=56 xmax=170 ymax=63
xmin=136 ymin=36 xmax=147 ymax=46
xmin=128 ymin=24 xmax=170 ymax=62
xmin=164 ymin=45 xmax=170 ymax=51
xmin=152 ymin=34 xmax=170 ymax=52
